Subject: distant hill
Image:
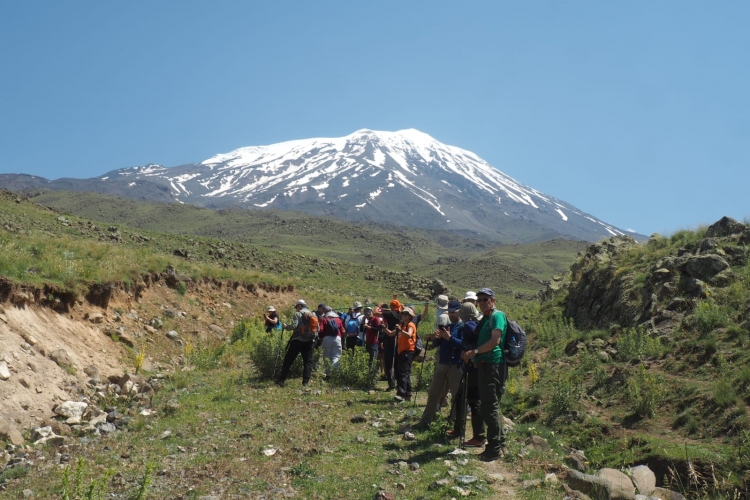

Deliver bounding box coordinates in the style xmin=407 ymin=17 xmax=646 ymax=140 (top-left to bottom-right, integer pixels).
xmin=0 ymin=129 xmax=645 ymax=243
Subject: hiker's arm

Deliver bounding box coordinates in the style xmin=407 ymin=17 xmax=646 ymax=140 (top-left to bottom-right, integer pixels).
xmin=422 ymin=302 xmax=429 ymax=317
xmin=448 ymin=327 xmax=463 ymax=350
xmin=461 ymin=328 xmax=502 ymax=362
xmin=284 ymin=312 xmax=300 ymax=331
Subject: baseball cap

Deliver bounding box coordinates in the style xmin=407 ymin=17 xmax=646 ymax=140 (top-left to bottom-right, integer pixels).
xmin=401 ymin=306 xmax=415 ymax=317
xmin=477 ymin=288 xmax=495 ymax=298
xmin=447 ymin=300 xmax=462 ymax=313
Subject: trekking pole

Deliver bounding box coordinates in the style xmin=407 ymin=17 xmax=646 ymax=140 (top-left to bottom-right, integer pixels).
xmin=413 ymin=339 xmax=428 ymax=407
xmin=458 ymin=369 xmax=468 ymax=450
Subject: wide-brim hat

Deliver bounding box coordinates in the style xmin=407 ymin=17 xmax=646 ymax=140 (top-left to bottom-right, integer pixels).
xmin=463 ymin=291 xmax=477 ymax=302
xmin=437 ymin=295 xmax=449 ymax=308
xmin=353 ymin=301 xmax=363 ymax=309
xmin=459 ymin=302 xmax=479 ymax=322
xmin=295 ymin=299 xmax=307 ymax=307
xmin=267 ymin=306 xmax=276 ymax=312
xmin=401 ymin=306 xmax=415 ymax=318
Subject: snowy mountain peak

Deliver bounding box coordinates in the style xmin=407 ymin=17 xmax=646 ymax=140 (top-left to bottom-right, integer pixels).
xmin=102 ymin=129 xmax=634 ymax=242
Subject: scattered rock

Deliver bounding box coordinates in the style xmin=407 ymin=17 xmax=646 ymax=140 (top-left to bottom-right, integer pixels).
xmin=210 ymin=324 xmax=225 ymax=335
xmin=49 ymin=349 xmax=74 ymax=369
xmin=526 ymin=435 xmax=551 ymax=453
xmin=373 ymin=491 xmax=395 ymax=500
xmin=455 ymin=475 xmax=477 ymax=484
xmin=54 ymin=401 xmax=88 ymax=424
xmin=651 ymin=487 xmax=686 ymax=500
xmin=350 ymin=415 xmax=367 ymax=423
xmin=0 ymin=360 xmax=10 ymax=380
xmin=86 ymin=312 xmax=105 ymax=324
xmin=522 ymin=479 xmax=543 ymax=489
xmin=629 ymin=465 xmax=656 ymax=495
xmin=0 ymin=418 xmax=24 ymax=445
xmin=597 ymin=468 xmax=636 ymax=499
xmin=166 ymin=330 xmax=180 ymax=341
xmin=403 ymin=431 xmax=416 ymax=441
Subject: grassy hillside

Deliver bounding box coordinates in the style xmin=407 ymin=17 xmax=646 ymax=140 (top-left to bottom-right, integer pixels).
xmin=27 ymin=190 xmax=587 ymax=304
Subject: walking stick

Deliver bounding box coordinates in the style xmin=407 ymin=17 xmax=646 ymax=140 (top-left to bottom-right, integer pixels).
xmin=445 ymin=367 xmax=469 ymax=449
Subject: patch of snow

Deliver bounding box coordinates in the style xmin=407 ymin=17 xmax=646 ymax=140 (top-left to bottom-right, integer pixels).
xmin=254 ymin=195 xmax=278 ymax=207
xmin=355 ymin=203 xmax=367 ymax=208
xmin=128 ymin=182 xmax=136 ymax=187
xmin=555 ymin=208 xmax=568 ymax=221
xmin=369 ymin=188 xmax=382 ymax=199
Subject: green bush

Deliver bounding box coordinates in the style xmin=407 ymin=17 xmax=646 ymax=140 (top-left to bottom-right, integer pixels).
xmin=713 ymin=378 xmax=739 ymax=408
xmin=624 ymin=364 xmax=665 ymax=418
xmin=688 ymin=300 xmax=728 ymax=335
xmin=328 ymin=347 xmax=379 ymax=390
xmin=617 ymin=328 xmax=662 ymax=362
xmin=245 ymin=328 xmax=319 ymax=381
xmin=545 ymin=377 xmax=580 ymax=424
xmin=190 ymin=342 xmax=226 ymax=370
xmin=412 ymin=357 xmax=435 ymax=393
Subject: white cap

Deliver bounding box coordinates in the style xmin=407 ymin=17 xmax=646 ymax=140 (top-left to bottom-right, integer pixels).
xmin=295 ymin=299 xmax=307 ymax=307
xmin=463 ymin=291 xmax=477 ymax=302
xmin=437 ymin=313 xmax=450 ymax=327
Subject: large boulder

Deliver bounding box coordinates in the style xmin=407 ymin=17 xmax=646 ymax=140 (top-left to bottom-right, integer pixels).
xmin=628 ymin=465 xmax=656 ymax=496
xmin=705 ymin=216 xmax=747 ymax=238
xmin=681 ymin=254 xmax=730 ymax=282
xmin=596 ymin=468 xmax=636 ymax=500
xmin=652 ymin=487 xmax=686 ymax=500
xmin=566 ymin=470 xmax=612 ymax=498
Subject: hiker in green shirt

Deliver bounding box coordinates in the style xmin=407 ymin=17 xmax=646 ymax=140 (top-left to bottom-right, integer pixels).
xmin=461 ymin=287 xmax=508 ymax=461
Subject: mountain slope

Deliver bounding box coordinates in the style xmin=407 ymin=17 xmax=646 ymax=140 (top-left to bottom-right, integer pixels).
xmin=1 ymin=129 xmax=641 ymax=243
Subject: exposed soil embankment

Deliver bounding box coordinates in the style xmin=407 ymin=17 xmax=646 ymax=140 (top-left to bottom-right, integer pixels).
xmin=0 ymin=272 xmax=296 ymax=440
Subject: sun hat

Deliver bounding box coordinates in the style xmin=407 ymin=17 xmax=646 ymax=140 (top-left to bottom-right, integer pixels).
xmin=477 ymin=288 xmax=495 ymax=298
xmin=463 ymin=291 xmax=478 ymax=302
xmin=295 ymin=299 xmax=307 ymax=307
xmin=389 ymin=300 xmax=402 ymax=311
xmin=401 ymin=306 xmax=415 ymax=318
xmin=353 ymin=301 xmax=363 ymax=309
xmin=325 ymin=311 xmax=339 ymax=318
xmin=267 ymin=306 xmax=276 ymax=312
xmin=364 ymin=306 xmax=373 ymax=313
xmin=437 ymin=295 xmax=449 ymax=308
xmin=458 ymin=302 xmax=479 ymax=322
xmin=447 ymin=300 xmax=462 ymax=313
xmin=437 ymin=312 xmax=450 ymax=326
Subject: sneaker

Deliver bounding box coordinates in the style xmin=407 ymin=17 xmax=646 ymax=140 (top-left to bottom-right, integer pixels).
xmin=445 ymin=430 xmax=458 ymax=438
xmin=393 ymin=395 xmax=404 ymax=402
xmin=464 ymin=438 xmax=486 ymax=448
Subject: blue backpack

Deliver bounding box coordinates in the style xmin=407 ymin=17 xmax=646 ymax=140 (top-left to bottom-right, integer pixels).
xmin=503 ymin=319 xmax=527 ymax=367
xmin=346 ymin=315 xmax=361 ymax=335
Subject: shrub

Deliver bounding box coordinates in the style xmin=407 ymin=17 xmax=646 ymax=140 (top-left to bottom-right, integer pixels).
xmin=230 ymin=319 xmax=256 ymax=343
xmin=624 ymin=364 xmax=665 ymax=418
xmin=412 ymin=358 xmax=435 ymax=393
xmin=688 ymin=300 xmax=728 ymax=335
xmin=327 ymin=347 xmax=379 ymax=390
xmin=190 ymin=342 xmax=226 ymax=370
xmin=246 ymin=328 xmax=318 ymax=381
xmin=617 ymin=328 xmax=662 ymax=362
xmin=175 ymin=282 xmax=187 ymax=296
xmin=545 ymin=377 xmax=580 ymax=424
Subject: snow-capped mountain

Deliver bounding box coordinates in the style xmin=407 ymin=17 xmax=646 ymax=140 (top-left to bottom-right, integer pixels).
xmin=3 ymin=129 xmax=637 ymax=242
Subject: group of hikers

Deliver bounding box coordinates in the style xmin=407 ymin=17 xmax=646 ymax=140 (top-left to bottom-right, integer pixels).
xmin=263 ymin=287 xmax=512 ymax=462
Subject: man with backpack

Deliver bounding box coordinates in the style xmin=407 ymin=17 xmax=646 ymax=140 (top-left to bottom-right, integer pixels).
xmin=460 ymin=288 xmax=508 ymax=461
xmin=275 ymin=299 xmax=318 ymax=387
xmin=414 ymin=300 xmax=464 ymax=429
xmin=344 ymin=301 xmax=364 ymax=350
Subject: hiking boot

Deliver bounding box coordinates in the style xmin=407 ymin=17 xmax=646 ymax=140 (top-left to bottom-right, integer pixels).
xmin=478 ymin=446 xmax=505 ymax=462
xmin=445 ymin=430 xmax=459 ymax=439
xmin=386 ymin=385 xmax=396 ymax=391
xmin=273 ymin=379 xmax=285 ymax=387
xmin=412 ymin=422 xmax=430 ymax=431
xmin=464 ymin=438 xmax=486 ymax=448
xmin=393 ymin=395 xmax=404 ymax=402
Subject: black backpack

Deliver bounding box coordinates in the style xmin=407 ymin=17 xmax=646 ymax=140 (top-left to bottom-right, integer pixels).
xmin=503 ymin=318 xmax=527 ymax=367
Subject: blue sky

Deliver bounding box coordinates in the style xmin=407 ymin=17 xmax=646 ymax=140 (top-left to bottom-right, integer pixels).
xmin=1 ymin=1 xmax=748 ymax=236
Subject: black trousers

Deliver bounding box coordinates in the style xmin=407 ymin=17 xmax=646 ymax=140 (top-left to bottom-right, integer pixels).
xmin=396 ymin=350 xmax=414 ymax=399
xmin=453 ymin=368 xmax=485 ymax=440
xmin=366 ymin=343 xmax=379 ymax=368
xmin=345 ymin=336 xmax=361 ymax=350
xmin=277 ymin=339 xmax=314 ymax=384
xmin=383 ymin=338 xmax=397 ymax=388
